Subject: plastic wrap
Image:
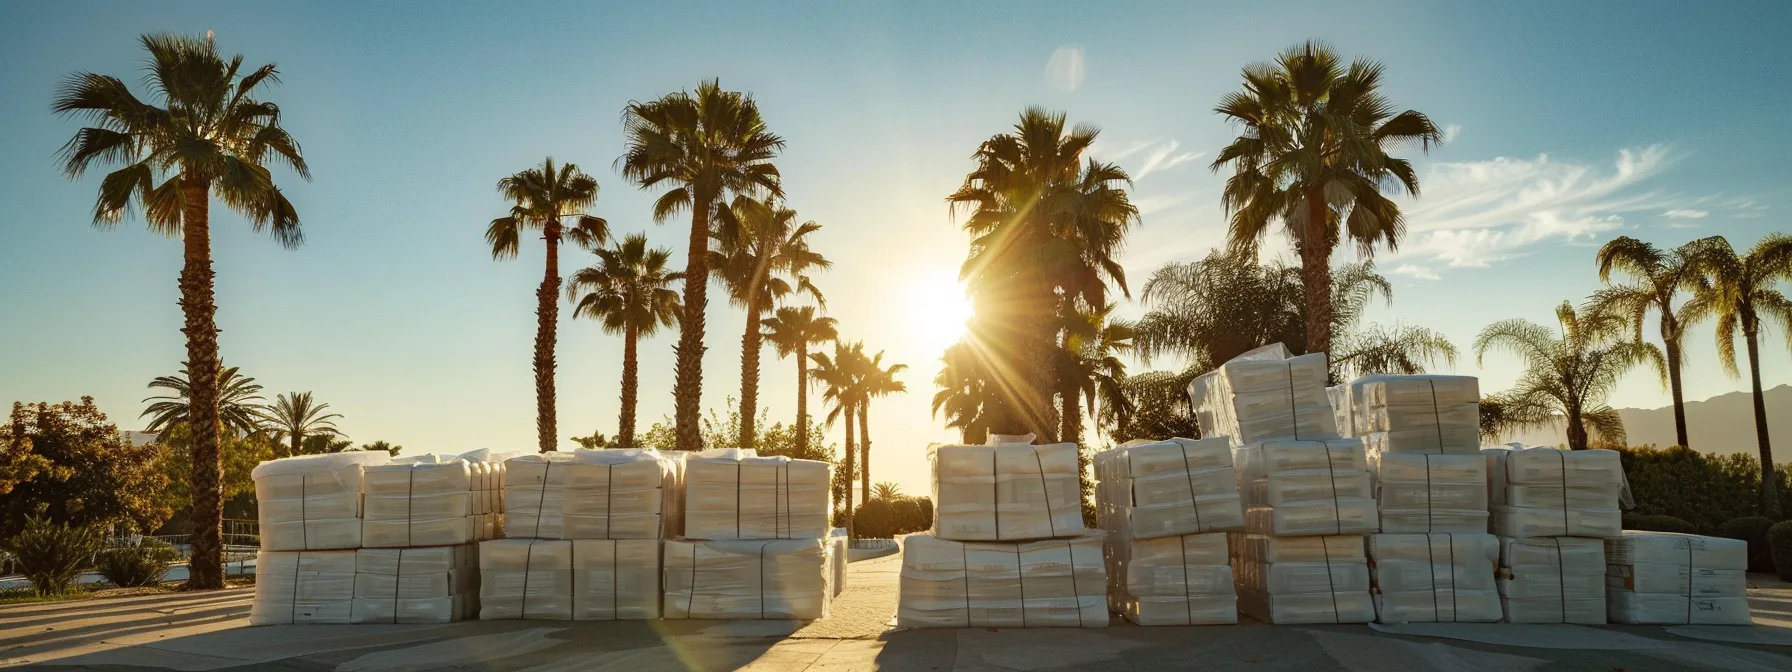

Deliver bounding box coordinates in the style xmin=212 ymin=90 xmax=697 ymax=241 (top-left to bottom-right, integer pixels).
xmin=1236 ymin=439 xmax=1378 ymax=536
xmin=1604 ymin=531 xmax=1750 ymax=625
xmin=253 ymin=452 xmax=390 ymax=551
xmin=1496 ymin=536 xmax=1607 ymax=623
xmin=683 ymin=450 xmax=830 ymax=540
xmin=1367 ymin=533 xmax=1501 ymax=623
xmin=1373 ymin=453 xmax=1489 ymax=534
xmin=930 ymin=443 xmax=1084 ymax=541
xmin=1485 ymin=448 xmax=1622 ymax=539
xmin=362 ymin=459 xmax=503 ymax=548
xmin=897 ymin=531 xmax=1108 ymax=628
xmin=1189 ymin=345 xmax=1340 ymax=445
xmin=663 ymin=538 xmax=831 ymax=620
xmin=1236 ymin=586 xmax=1376 ymax=624
xmin=478 ymin=538 xmax=662 ymax=620
xmin=503 ymin=449 xmax=678 ymax=541
xmin=248 ymin=550 xmax=358 ymax=625
xmin=351 ymin=544 xmax=478 ymax=623
xmin=1228 ymin=531 xmax=1372 ymax=624
xmin=1094 ymin=438 xmax=1244 ymax=539
xmin=1606 ymin=593 xmax=1751 ymax=625
xmin=1350 ymin=375 xmax=1481 ymax=454
xmin=1102 ymin=533 xmax=1236 ymax=625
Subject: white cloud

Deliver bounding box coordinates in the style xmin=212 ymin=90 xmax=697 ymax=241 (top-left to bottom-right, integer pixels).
xmin=1663 ymin=208 xmax=1707 ymax=219
xmin=1044 ymin=47 xmax=1085 ymax=92
xmin=1441 ymin=124 xmax=1463 ymax=143
xmin=1391 ymin=264 xmax=1441 ymax=280
xmin=1090 ymin=138 xmax=1160 ymax=163
xmin=1134 ymin=139 xmax=1204 ymax=179
xmin=1722 ymin=198 xmax=1770 ymax=219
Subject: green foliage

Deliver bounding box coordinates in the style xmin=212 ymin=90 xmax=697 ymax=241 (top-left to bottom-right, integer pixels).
xmin=1621 ymin=514 xmax=1697 ymax=534
xmin=1769 ymin=521 xmax=1792 ymax=582
xmin=96 ymin=538 xmax=180 ymax=588
xmin=1618 ymin=445 xmax=1792 ymax=533
xmin=1717 ymin=516 xmax=1777 ymax=573
xmin=1 ymin=399 xmax=171 ymax=540
xmin=4 ymin=515 xmax=106 ymax=596
xmin=153 ymin=424 xmax=276 ymax=533
xmin=140 ymin=364 xmax=270 ymax=440
xmin=1110 ymin=368 xmax=1201 ymax=444
xmin=1476 ymin=302 xmax=1665 ymax=449
xmin=570 ymin=432 xmax=612 ymax=449
xmin=359 ymin=441 xmax=402 ymax=456
xmin=851 ymin=496 xmax=935 ymax=539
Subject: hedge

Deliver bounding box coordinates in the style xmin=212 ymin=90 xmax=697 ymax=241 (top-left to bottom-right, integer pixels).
xmin=1770 ymin=521 xmax=1792 ymax=582
xmin=1615 ymin=445 xmax=1792 ymax=534
xmin=1621 ymin=514 xmax=1697 ymax=534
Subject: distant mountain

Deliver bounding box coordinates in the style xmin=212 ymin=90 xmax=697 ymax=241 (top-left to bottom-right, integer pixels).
xmin=1494 ymin=384 xmax=1791 ymax=459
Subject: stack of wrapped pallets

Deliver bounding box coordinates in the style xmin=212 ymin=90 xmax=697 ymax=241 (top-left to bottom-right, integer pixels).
xmin=1190 ymin=344 xmax=1377 ymax=624
xmin=663 ymin=449 xmax=834 ymax=620
xmin=1605 ymin=531 xmax=1751 ymax=625
xmin=1485 ymin=446 xmax=1623 ymax=623
xmin=897 ymin=439 xmax=1108 ymax=627
xmin=1093 ymin=437 xmax=1243 ymax=625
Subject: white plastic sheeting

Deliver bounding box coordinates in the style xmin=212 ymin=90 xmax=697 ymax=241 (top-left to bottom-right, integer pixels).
xmin=1485 ymin=448 xmax=1622 ymax=539
xmin=1496 ymin=536 xmax=1607 ymax=624
xmin=503 ymin=449 xmax=679 ymax=541
xmin=1189 ymin=345 xmax=1339 ymax=445
xmin=477 ymin=538 xmax=662 ymax=620
xmin=253 ymin=452 xmax=390 ymax=551
xmin=930 ymin=442 xmax=1084 ymax=542
xmin=1605 ymin=531 xmax=1750 ymax=625
xmin=1350 ymin=375 xmax=1481 ymax=454
xmin=1094 ymin=438 xmax=1244 ymax=540
xmin=896 ymin=531 xmax=1108 ymax=628
xmin=351 ymin=544 xmax=479 ymax=623
xmin=663 ymin=538 xmax=831 ymax=620
xmin=1368 ymin=533 xmax=1502 ymax=623
xmin=1236 ymin=439 xmax=1379 ymax=536
xmin=1373 ymin=453 xmax=1489 ymax=534
xmin=1104 ymin=532 xmax=1236 ymax=626
xmin=362 ymin=459 xmax=502 ymax=548
xmin=249 ymin=550 xmax=358 ymax=625
xmin=1228 ymin=533 xmax=1373 ymax=624
xmin=683 ymin=450 xmax=830 ymax=541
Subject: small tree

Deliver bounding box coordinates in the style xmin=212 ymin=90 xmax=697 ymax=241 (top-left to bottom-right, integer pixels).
xmin=1 ymin=399 xmax=171 ymax=540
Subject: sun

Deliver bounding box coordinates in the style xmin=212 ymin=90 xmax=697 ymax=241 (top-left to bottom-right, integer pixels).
xmin=902 ymin=266 xmax=974 ymax=356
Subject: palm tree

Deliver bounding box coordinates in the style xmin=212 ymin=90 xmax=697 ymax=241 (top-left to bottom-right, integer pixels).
xmin=932 ymin=339 xmax=992 ymax=445
xmin=947 ymin=107 xmax=1138 ymax=441
xmin=1474 ymin=302 xmax=1665 ymax=451
xmin=567 ymin=233 xmax=682 ymax=447
xmin=1059 ymin=305 xmax=1135 ymax=446
xmin=1683 ymin=233 xmax=1792 ymax=517
xmin=1589 ymin=236 xmax=1704 ymax=448
xmin=711 ymin=197 xmax=830 ymax=448
xmin=872 ymin=482 xmax=903 ymax=501
xmin=141 ymin=364 xmax=270 ymax=439
xmin=762 ymin=306 xmax=838 ymax=457
xmin=265 ymin=392 xmax=343 ymax=459
xmin=487 ymin=158 xmax=608 ymax=453
xmin=1212 ymin=41 xmax=1443 ymax=364
xmin=54 ymin=33 xmax=310 ymax=589
xmin=619 ymin=80 xmax=785 ymax=452
xmin=856 ymin=349 xmax=908 ymax=505
xmin=810 ymin=343 xmax=861 ymax=537
xmin=359 ymin=441 xmax=402 ymax=457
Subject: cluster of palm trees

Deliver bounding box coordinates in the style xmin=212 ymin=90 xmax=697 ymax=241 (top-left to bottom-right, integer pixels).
xmin=140 ymin=364 xmax=392 ymax=458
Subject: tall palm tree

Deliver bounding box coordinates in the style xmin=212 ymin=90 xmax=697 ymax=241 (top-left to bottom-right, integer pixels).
xmin=265 ymin=391 xmax=343 ymax=459
xmin=1059 ymin=305 xmax=1135 ymax=446
xmin=856 ymin=349 xmax=908 ymax=505
xmin=141 ymin=364 xmax=270 ymax=439
xmin=810 ymin=343 xmax=861 ymax=537
xmin=567 ymin=233 xmax=683 ymax=447
xmin=1683 ymin=233 xmax=1792 ymax=517
xmin=619 ymin=80 xmax=785 ymax=452
xmin=711 ymin=197 xmax=830 ymax=448
xmin=54 ymin=33 xmax=310 ymax=589
xmin=932 ymin=339 xmax=993 ymax=445
xmin=1474 ymin=302 xmax=1665 ymax=451
xmin=1212 ymin=41 xmax=1443 ymax=364
xmin=762 ymin=306 xmax=838 ymax=457
xmin=487 ymin=158 xmax=608 ymax=453
xmin=1589 ymin=236 xmax=1703 ymax=448
xmin=947 ymin=108 xmax=1138 ymax=440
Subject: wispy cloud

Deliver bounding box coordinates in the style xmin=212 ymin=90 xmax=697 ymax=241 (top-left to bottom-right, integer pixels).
xmin=1663 ymin=208 xmax=1707 ymax=219
xmin=1441 ymin=124 xmax=1463 ymax=143
xmin=1135 ymin=140 xmax=1204 ymax=180
xmin=1090 ymin=138 xmax=1161 ymax=163
xmin=1391 ymin=264 xmax=1441 ymax=280
xmin=1044 ymin=46 xmax=1085 ymax=92
xmin=1133 ymin=192 xmax=1196 ymax=216
xmin=1721 ymin=198 xmax=1770 ymax=219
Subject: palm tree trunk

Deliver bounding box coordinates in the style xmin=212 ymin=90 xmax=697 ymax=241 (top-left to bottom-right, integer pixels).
xmin=1665 ymin=339 xmax=1690 ymax=448
xmin=1302 ymin=189 xmax=1334 ymax=372
xmin=859 ymin=403 xmax=870 ymax=506
xmin=674 ymin=204 xmax=712 ymax=452
xmin=842 ymin=401 xmax=856 ymax=539
xmin=1059 ymin=375 xmax=1081 ymax=446
xmin=535 ymin=222 xmax=562 ymax=452
xmin=179 ymin=179 xmax=225 ymax=590
xmin=1744 ymin=325 xmax=1781 ymax=517
xmin=1565 ymin=404 xmax=1588 ymax=451
xmin=618 ymin=323 xmax=639 ymax=447
xmin=289 ymin=431 xmax=301 ymax=459
xmin=739 ymin=298 xmax=763 ymax=449
xmin=795 ymin=344 xmax=809 ymax=457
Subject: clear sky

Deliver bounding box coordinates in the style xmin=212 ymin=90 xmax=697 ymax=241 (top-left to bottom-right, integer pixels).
xmin=2 ymin=1 xmax=1788 ymax=495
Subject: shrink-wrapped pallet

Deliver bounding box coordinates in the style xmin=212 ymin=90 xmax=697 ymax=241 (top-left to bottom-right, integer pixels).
xmin=249 ymin=550 xmax=358 ymax=625
xmin=478 ymin=538 xmax=662 ymax=620
xmin=897 ymin=531 xmax=1108 ymax=628
xmin=1094 ymin=438 xmax=1243 ymax=539
xmin=504 ymin=449 xmax=678 ymax=540
xmin=1496 ymin=536 xmax=1607 ymax=623
xmin=931 ymin=442 xmax=1083 ymax=541
xmin=663 ymin=538 xmax=830 ymax=620
xmin=1102 ymin=531 xmax=1236 ymax=625
xmin=1604 ymin=531 xmax=1750 ymax=624
xmin=351 ymin=544 xmax=478 ymax=623
xmin=254 ymin=452 xmax=390 ymax=551
xmin=362 ymin=458 xmax=498 ymax=548
xmin=1189 ymin=345 xmax=1339 ymax=445
xmin=1485 ymin=447 xmax=1622 ymax=539
xmin=1367 ymin=533 xmax=1502 ymax=623
xmin=1228 ymin=532 xmax=1373 ymax=624
xmin=683 ymin=450 xmax=829 ymax=540
xmin=1351 ymin=375 xmax=1481 ymax=454
xmin=1373 ymin=453 xmax=1489 ymax=534
xmin=830 ymin=529 xmax=849 ymax=597
xmin=1236 ymin=439 xmax=1379 ymax=536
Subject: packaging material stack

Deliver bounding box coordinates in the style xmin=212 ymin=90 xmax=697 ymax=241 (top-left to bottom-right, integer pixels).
xmin=897 ymin=440 xmax=1109 ymax=627
xmin=1094 ymin=437 xmax=1242 ymax=625
xmin=1486 ymin=447 xmax=1623 ymax=623
xmin=663 ymin=449 xmax=834 ymax=620
xmin=250 ymin=549 xmax=359 ymax=625
xmin=1190 ymin=344 xmax=1377 ymax=624
xmin=351 ymin=544 xmax=479 ymax=623
xmin=1367 ymin=534 xmax=1502 ymax=623
xmin=362 ymin=456 xmax=501 ymax=548
xmin=1605 ymin=531 xmax=1751 ymax=625
xmin=249 ymin=452 xmax=388 ymax=625
xmin=478 ymin=538 xmax=662 ymax=620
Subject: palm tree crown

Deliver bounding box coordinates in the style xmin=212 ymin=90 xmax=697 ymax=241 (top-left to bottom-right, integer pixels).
xmin=713 ymin=197 xmax=829 ymax=448
xmin=141 ymin=364 xmax=269 ymax=439
xmin=568 ymin=233 xmax=683 ymax=447
xmin=1474 ymin=301 xmax=1665 ymax=451
xmin=1588 ymin=236 xmax=1704 ymax=448
xmin=762 ymin=305 xmax=838 ymax=458
xmin=265 ymin=391 xmax=343 ymax=459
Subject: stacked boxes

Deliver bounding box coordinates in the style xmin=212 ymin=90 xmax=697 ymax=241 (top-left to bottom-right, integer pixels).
xmin=362 ymin=458 xmax=500 ymax=548
xmin=351 ymin=544 xmax=479 ymax=623
xmin=250 ymin=550 xmax=358 ymax=625
xmin=684 ymin=450 xmax=830 ymax=540
xmin=1094 ymin=438 xmax=1242 ymax=625
xmin=1497 ymin=537 xmax=1607 ymax=623
xmin=1605 ymin=531 xmax=1751 ymax=625
xmin=255 ymin=452 xmax=390 ymax=552
xmin=1367 ymin=534 xmax=1502 ymax=623
xmin=1486 ymin=447 xmax=1622 ymax=623
xmin=1232 ymin=534 xmax=1374 ymax=623
xmin=897 ymin=441 xmax=1109 ymax=627
xmin=478 ymin=538 xmax=662 ymax=620
xmin=663 ymin=449 xmax=834 ymax=620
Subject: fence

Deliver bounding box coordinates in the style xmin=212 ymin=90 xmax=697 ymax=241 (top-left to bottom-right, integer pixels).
xmin=134 ymin=518 xmax=260 ymax=577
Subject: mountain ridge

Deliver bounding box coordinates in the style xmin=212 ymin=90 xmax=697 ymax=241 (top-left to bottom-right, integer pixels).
xmin=1495 ymin=384 xmax=1790 ymax=459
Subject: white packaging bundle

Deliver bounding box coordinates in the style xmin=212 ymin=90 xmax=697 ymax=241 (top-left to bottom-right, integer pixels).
xmin=1189 ymin=344 xmax=1339 ymax=445
xmin=1327 ymin=385 xmax=1353 ymax=437
xmin=663 ymin=538 xmax=830 ymax=620
xmin=1604 ymin=531 xmax=1750 ymax=625
xmin=1486 ymin=448 xmax=1623 ymax=538
xmin=1373 ymin=453 xmax=1489 ymax=534
xmin=1367 ymin=533 xmax=1501 ymax=623
xmin=683 ymin=450 xmax=829 ymax=541
xmin=1497 ymin=536 xmax=1606 ymax=623
xmin=1236 ymin=439 xmax=1379 ymax=536
xmin=362 ymin=459 xmax=492 ymax=548
xmin=478 ymin=538 xmax=662 ymax=620
xmin=830 ymin=529 xmax=848 ymax=597
xmin=897 ymin=531 xmax=1108 ymax=628
xmin=503 ymin=450 xmax=678 ymax=540
xmin=931 ymin=442 xmax=1083 ymax=541
xmin=1351 ymin=375 xmax=1481 ymax=454
xmin=249 ymin=550 xmax=358 ymax=625
xmin=1100 ymin=527 xmax=1235 ymax=626
xmin=1094 ymin=438 xmax=1244 ymax=539
xmin=253 ymin=452 xmax=390 ymax=551
xmin=1228 ymin=532 xmax=1373 ymax=624
xmin=351 ymin=544 xmax=478 ymax=623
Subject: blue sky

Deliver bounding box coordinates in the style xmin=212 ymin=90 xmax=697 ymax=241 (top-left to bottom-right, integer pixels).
xmin=2 ymin=1 xmax=1788 ymax=493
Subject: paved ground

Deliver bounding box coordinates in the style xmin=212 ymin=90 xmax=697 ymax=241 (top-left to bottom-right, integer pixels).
xmin=5 ymin=555 xmax=1791 ymax=671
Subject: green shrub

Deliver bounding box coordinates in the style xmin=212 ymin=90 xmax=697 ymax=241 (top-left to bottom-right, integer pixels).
xmin=95 ymin=538 xmax=180 ymax=588
xmin=2 ymin=516 xmax=106 ymax=596
xmin=1615 ymin=445 xmax=1792 ymax=533
xmin=853 ymin=498 xmax=897 ymax=539
xmin=1770 ymin=521 xmax=1792 ymax=582
xmin=1717 ymin=516 xmax=1777 ymax=573
xmin=1622 ymin=514 xmax=1698 ymax=534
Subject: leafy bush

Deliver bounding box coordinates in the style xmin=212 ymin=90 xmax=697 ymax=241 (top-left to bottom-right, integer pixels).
xmin=96 ymin=538 xmax=180 ymax=588
xmin=847 ymin=496 xmax=936 ymax=539
xmin=3 ymin=516 xmax=106 ymax=595
xmin=1616 ymin=445 xmax=1792 ymax=533
xmin=1622 ymin=514 xmax=1697 ymax=534
xmin=1717 ymin=516 xmax=1777 ymax=573
xmin=1770 ymin=521 xmax=1792 ymax=582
